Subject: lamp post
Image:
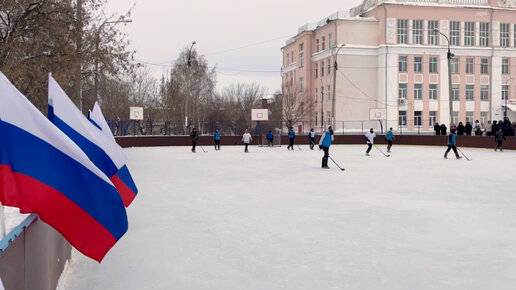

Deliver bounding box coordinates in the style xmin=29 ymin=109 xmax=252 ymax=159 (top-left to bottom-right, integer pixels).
xmin=319 ymin=77 xmax=324 ymax=132
xmin=332 ymin=44 xmax=345 ymax=128
xmin=94 ymin=19 xmax=132 ymax=103
xmin=185 ymin=41 xmax=196 ymax=132
xmin=435 ymin=29 xmax=455 ymax=126
xmin=504 ymin=78 xmax=514 ymax=118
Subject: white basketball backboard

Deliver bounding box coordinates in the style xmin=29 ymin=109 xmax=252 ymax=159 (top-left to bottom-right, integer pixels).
xmin=130 ymin=106 xmax=144 ymax=120
xmin=251 ymin=108 xmax=269 ymax=121
xmin=369 ymin=108 xmax=386 ymax=120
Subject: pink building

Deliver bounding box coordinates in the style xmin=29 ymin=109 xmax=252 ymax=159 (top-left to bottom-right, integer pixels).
xmin=281 ymin=0 xmax=516 ymax=133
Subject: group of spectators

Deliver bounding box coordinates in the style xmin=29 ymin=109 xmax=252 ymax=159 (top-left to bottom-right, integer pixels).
xmin=434 ymin=117 xmax=515 ymax=137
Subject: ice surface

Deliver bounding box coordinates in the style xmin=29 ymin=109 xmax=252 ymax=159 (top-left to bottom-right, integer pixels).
xmin=60 ymin=144 xmax=516 ymax=290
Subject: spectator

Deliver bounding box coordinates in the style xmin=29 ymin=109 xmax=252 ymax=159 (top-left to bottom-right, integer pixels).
xmin=485 ymin=121 xmax=492 ymax=136
xmin=464 ymin=121 xmax=473 ymax=136
xmin=474 ymin=120 xmax=482 ymax=136
xmin=440 ymin=124 xmax=447 ymax=136
xmin=434 ymin=122 xmax=441 ymax=135
xmin=457 ymin=122 xmax=465 ymax=136
xmin=491 ymin=120 xmax=498 ymax=136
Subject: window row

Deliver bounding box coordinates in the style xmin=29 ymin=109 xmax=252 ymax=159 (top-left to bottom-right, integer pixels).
xmin=315 ymin=33 xmax=333 ymax=53
xmin=398 ymin=83 xmax=490 ymax=101
xmin=398 ymin=111 xmax=489 ymax=126
xmin=398 ymin=56 xmax=439 ymax=73
xmin=399 ymin=56 xmax=492 ymax=74
xmin=314 ymin=59 xmax=332 ymax=78
xmin=314 ymin=85 xmax=332 ymax=103
xmin=397 ymin=20 xmax=516 ymax=48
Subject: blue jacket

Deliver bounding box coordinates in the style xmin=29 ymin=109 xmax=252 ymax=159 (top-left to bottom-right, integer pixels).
xmin=288 ymin=130 xmax=295 ymax=139
xmin=386 ymin=131 xmax=393 ymax=141
xmin=448 ymin=132 xmax=456 ymax=145
xmin=266 ymin=132 xmax=273 ymax=140
xmin=320 ymin=131 xmax=333 ymax=147
xmin=214 ymin=132 xmax=220 ymax=141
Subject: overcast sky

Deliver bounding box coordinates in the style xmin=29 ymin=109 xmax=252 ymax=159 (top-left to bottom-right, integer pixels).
xmin=106 ymin=0 xmax=365 ymax=94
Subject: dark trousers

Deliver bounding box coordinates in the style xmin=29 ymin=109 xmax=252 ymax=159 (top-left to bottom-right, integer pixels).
xmin=192 ymin=141 xmax=196 ymax=152
xmin=267 ymin=138 xmax=273 ymax=146
xmin=387 ymin=140 xmax=392 ymax=151
xmin=310 ymin=137 xmax=315 ymax=149
xmin=496 ymin=140 xmax=503 ymax=149
xmin=366 ymin=143 xmax=373 ymax=153
xmin=322 ymin=146 xmax=329 ymax=167
xmin=444 ymin=144 xmax=459 ymax=158
xmin=244 ymin=143 xmax=249 ymax=152
xmin=214 ymin=140 xmax=220 ymax=150
xmin=288 ymin=138 xmax=294 ymax=150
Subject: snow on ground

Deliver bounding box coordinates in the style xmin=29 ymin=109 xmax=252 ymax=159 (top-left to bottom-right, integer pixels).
xmin=60 ymin=144 xmax=516 ymax=290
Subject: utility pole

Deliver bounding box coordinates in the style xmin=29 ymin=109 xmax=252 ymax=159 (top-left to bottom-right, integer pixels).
xmin=435 ymin=29 xmax=454 ymax=126
xmin=75 ymin=0 xmax=83 ymax=113
xmin=184 ymin=41 xmax=196 ymax=133
xmin=332 ymin=44 xmax=345 ymax=128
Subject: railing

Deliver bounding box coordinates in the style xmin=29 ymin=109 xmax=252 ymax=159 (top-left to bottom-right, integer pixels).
xmin=107 ymin=119 xmax=515 ymax=137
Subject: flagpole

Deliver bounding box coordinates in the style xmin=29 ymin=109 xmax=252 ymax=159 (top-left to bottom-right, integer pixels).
xmin=0 ymin=204 xmax=6 ymax=239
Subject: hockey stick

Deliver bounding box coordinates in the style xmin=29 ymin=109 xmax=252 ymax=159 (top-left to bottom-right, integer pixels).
xmin=297 ymin=145 xmax=302 ymax=150
xmin=200 ymin=145 xmax=208 ymax=153
xmin=373 ymin=144 xmax=390 ymax=157
xmin=456 ymin=147 xmax=471 ymax=161
xmin=328 ymin=155 xmax=345 ymax=171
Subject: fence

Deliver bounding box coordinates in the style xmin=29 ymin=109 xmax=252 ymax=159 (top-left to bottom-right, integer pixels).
xmin=107 ymin=119 xmax=491 ymax=137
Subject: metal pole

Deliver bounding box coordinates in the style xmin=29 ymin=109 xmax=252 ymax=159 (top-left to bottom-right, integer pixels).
xmin=332 ymin=44 xmax=345 ymax=128
xmin=185 ymin=41 xmax=196 ymax=133
xmin=504 ymin=78 xmax=513 ymax=118
xmin=436 ymin=29 xmax=454 ymax=126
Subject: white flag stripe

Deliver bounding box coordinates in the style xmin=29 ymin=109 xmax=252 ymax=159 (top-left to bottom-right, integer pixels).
xmin=91 ymin=101 xmax=116 ymax=142
xmin=48 ymin=75 xmax=127 ymax=169
xmin=0 ymin=72 xmax=113 ymax=186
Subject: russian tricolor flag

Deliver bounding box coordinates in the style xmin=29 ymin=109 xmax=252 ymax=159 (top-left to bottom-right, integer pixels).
xmin=0 ymin=71 xmax=127 ymax=262
xmin=48 ymin=75 xmax=137 ymax=207
xmin=89 ymin=102 xmax=115 ymax=142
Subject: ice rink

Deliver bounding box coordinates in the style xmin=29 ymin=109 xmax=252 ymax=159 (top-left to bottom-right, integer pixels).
xmin=61 ymin=144 xmax=516 ymax=290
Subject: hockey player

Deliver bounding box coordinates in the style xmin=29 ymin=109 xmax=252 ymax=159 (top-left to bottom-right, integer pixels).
xmin=309 ymin=128 xmax=316 ymax=150
xmin=444 ymin=127 xmax=462 ymax=159
xmin=242 ymin=129 xmax=253 ymax=153
xmin=494 ymin=128 xmax=507 ymax=152
xmin=386 ymin=127 xmax=394 ymax=153
xmin=319 ymin=126 xmax=334 ymax=169
xmin=214 ymin=128 xmax=221 ymax=151
xmin=190 ymin=127 xmax=198 ymax=153
xmin=266 ymin=130 xmax=274 ymax=146
xmin=287 ymin=126 xmax=295 ymax=150
xmin=365 ymin=128 xmax=376 ymax=156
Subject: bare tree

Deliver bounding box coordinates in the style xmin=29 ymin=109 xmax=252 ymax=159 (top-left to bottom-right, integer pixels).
xmin=282 ymin=78 xmax=313 ymax=131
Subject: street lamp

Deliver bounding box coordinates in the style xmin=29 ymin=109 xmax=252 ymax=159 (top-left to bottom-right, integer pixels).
xmin=504 ymin=78 xmax=514 ymax=118
xmin=332 ymin=43 xmax=345 ymax=128
xmin=185 ymin=41 xmax=196 ymax=132
xmin=94 ymin=19 xmax=132 ymax=103
xmin=434 ymin=29 xmax=455 ymax=126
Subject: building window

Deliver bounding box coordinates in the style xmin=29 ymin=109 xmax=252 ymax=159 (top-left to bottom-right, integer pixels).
xmin=466 ymin=85 xmax=474 ymax=101
xmin=452 ymin=84 xmax=460 ymax=101
xmin=466 ymin=58 xmax=474 ymax=74
xmin=315 ymin=63 xmax=318 ymax=78
xmin=480 ymin=111 xmax=488 ymax=124
xmin=327 ymin=60 xmax=331 ymax=75
xmin=502 ymin=58 xmax=510 ymax=74
xmin=327 ymin=85 xmax=331 ymax=101
xmin=322 ymin=36 xmax=326 ymax=51
xmin=397 ymin=19 xmax=408 ymax=44
xmin=429 ymin=111 xmax=437 ymax=126
xmin=327 ymin=111 xmax=331 ymax=123
xmin=451 ymin=58 xmax=459 ymax=74
xmin=298 ymin=77 xmax=304 ymax=92
xmin=414 ymin=111 xmax=422 ymax=126
xmin=321 ymin=86 xmax=324 ymax=102
xmin=316 ymin=39 xmax=320 ymax=52
xmin=429 ymin=84 xmax=438 ymax=100
xmin=480 ymin=23 xmax=490 ymax=47
xmin=315 ymin=112 xmax=318 ymax=126
xmin=465 ymin=112 xmax=474 ymax=124
xmin=399 ymin=56 xmax=407 ymax=72
xmin=290 ymin=52 xmax=294 ymax=64
xmin=414 ymin=56 xmax=422 ymax=73
xmin=501 ymin=23 xmax=510 ymax=48
xmin=414 ymin=84 xmax=423 ymax=100
xmin=299 ymin=52 xmax=304 ymax=68
xmin=413 ymin=20 xmax=423 ymax=45
xmin=399 ymin=111 xmax=407 ymax=126
xmin=329 ymin=33 xmax=333 ymax=48
xmin=481 ymin=58 xmax=489 ymax=74
xmin=428 ymin=21 xmax=439 ymax=45
xmin=452 ymin=112 xmax=459 ymax=125
xmin=321 ymin=61 xmax=325 ymax=77
xmin=502 ymin=85 xmax=509 ymax=100
xmin=514 ymin=24 xmax=516 ymax=48
xmin=315 ymin=88 xmax=318 ymax=103
xmin=464 ymin=22 xmax=475 ymax=46
xmin=450 ymin=21 xmax=461 ymax=46
xmin=429 ymin=57 xmax=438 ymax=73
xmin=399 ymin=83 xmax=407 ymax=99
xmin=481 ymin=85 xmax=489 ymax=101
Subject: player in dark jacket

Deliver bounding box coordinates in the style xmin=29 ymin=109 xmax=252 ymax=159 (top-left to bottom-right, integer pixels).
xmin=287 ymin=127 xmax=295 ymax=150
xmin=494 ymin=128 xmax=507 ymax=151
